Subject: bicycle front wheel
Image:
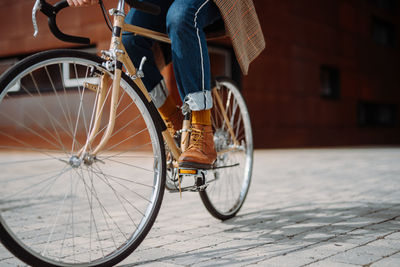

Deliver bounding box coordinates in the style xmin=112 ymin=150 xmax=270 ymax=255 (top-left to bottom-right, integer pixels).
xmin=199 ymin=77 xmax=253 ymax=220
xmin=0 ymin=50 xmax=165 ymax=266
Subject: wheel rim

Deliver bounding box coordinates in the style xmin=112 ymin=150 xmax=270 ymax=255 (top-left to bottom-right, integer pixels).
xmin=0 ymin=55 xmax=164 ymax=265
xmin=203 ymin=79 xmax=253 ymax=218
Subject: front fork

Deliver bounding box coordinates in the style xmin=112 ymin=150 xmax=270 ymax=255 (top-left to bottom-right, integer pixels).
xmin=78 ymin=13 xmax=126 ymax=158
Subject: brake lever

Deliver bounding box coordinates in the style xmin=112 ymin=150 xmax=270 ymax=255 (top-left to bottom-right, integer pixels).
xmin=32 ymin=0 xmax=41 ymax=37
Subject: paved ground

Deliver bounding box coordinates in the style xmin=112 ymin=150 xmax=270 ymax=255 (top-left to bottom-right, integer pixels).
xmin=1 ymin=147 xmax=400 ymax=266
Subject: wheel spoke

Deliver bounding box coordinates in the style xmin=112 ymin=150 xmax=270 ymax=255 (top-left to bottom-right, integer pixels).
xmin=201 ymin=79 xmax=252 ymax=220
xmin=0 ymin=53 xmax=164 ymax=266
xmin=90 ymin=165 xmax=140 ymax=227
xmin=0 ymin=111 xmax=65 ymax=152
xmin=99 ymin=127 xmax=149 ymax=154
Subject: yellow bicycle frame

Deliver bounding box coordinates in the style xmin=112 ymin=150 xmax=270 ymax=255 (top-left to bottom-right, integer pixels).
xmin=79 ymin=4 xmax=238 ymax=162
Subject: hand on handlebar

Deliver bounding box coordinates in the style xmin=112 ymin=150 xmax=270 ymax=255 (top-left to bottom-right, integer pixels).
xmin=67 ymin=0 xmax=99 ymax=7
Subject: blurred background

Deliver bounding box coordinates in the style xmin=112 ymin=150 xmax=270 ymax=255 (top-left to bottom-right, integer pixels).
xmin=0 ymin=0 xmax=399 ymax=148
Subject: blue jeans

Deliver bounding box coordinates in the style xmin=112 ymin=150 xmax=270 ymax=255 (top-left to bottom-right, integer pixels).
xmin=122 ymin=0 xmax=221 ymax=110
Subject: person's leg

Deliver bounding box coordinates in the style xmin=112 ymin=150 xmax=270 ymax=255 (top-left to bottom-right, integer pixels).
xmin=166 ymin=0 xmax=221 ymax=168
xmin=122 ymin=0 xmax=182 ymax=132
xmin=122 ymin=0 xmax=171 ymax=95
xmin=166 ymin=0 xmax=221 ymax=111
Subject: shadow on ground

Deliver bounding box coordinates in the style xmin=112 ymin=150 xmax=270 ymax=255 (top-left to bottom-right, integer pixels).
xmin=121 ymin=202 xmax=400 ymax=266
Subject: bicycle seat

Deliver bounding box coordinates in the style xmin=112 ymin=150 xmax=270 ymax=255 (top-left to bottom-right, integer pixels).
xmin=204 ymin=19 xmax=226 ymax=40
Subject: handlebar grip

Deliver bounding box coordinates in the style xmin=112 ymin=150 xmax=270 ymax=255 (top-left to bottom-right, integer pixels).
xmin=41 ymin=0 xmax=90 ymax=45
xmin=126 ymin=0 xmax=161 ymax=16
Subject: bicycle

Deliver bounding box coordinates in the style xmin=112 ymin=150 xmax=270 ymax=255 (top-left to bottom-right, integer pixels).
xmin=0 ymin=0 xmax=253 ymax=266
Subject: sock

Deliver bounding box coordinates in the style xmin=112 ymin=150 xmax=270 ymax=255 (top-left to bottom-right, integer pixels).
xmin=192 ymin=109 xmax=212 ymax=126
xmin=158 ymin=95 xmax=178 ymax=120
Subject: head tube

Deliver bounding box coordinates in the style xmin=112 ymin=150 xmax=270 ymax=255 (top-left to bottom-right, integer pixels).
xmin=117 ymin=0 xmax=126 ymax=12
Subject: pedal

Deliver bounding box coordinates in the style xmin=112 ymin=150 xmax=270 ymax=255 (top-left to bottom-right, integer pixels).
xmin=178 ymin=168 xmax=200 ymax=176
xmin=175 ymin=168 xmax=208 ymax=193
xmin=168 ymin=163 xmax=240 ymax=195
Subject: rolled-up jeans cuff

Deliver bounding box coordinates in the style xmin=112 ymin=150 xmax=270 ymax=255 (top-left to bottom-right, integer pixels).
xmin=184 ymin=90 xmax=213 ymax=111
xmin=149 ymin=79 xmax=168 ymax=108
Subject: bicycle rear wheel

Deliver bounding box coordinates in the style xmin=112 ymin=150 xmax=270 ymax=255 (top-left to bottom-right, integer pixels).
xmin=199 ymin=77 xmax=253 ymax=220
xmin=0 ymin=50 xmax=165 ymax=266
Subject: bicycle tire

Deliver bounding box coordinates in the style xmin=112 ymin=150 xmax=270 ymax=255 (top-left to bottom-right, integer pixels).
xmin=199 ymin=77 xmax=253 ymax=220
xmin=0 ymin=49 xmax=166 ymax=266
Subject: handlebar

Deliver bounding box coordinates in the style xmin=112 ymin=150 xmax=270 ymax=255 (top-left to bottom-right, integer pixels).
xmin=32 ymin=0 xmax=161 ymax=45
xmin=33 ymin=0 xmax=90 ymax=44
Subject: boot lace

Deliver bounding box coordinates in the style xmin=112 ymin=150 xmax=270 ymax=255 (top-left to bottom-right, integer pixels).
xmin=188 ymin=128 xmax=204 ymax=150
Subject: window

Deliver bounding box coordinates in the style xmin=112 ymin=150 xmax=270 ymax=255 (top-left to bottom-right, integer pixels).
xmin=358 ymin=101 xmax=397 ymax=127
xmin=0 ymin=45 xmax=97 ymax=76
xmin=0 ymin=45 xmax=97 ymax=95
xmin=208 ymin=45 xmax=242 ymax=87
xmin=368 ymin=0 xmax=397 ymax=14
xmin=320 ymin=65 xmax=340 ymax=100
xmin=371 ymin=16 xmax=396 ymax=47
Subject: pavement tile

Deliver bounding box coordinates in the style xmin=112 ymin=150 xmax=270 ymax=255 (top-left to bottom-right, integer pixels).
xmin=327 ymin=250 xmax=382 ymax=265
xmin=246 ymin=253 xmax=319 ymax=267
xmin=370 ymin=256 xmax=400 ymax=267
xmin=332 ymin=217 xmax=383 ymax=228
xmin=307 ymin=260 xmax=361 ymax=267
xmin=385 ymin=232 xmax=400 ymax=240
xmin=214 ymin=249 xmax=269 ymax=266
xmin=308 ymin=241 xmax=357 ymax=253
xmin=129 ymin=262 xmax=184 ymax=267
xmin=363 ymin=221 xmax=400 ymax=232
xmin=118 ymin=247 xmax=178 ymax=266
xmin=367 ymin=238 xmax=400 ymax=250
xmin=346 ymin=244 xmax=397 ymax=258
xmin=0 ymin=261 xmax=25 ymax=267
xmin=160 ymin=252 xmax=211 ymax=266
xmin=139 ymin=233 xmax=190 ymax=249
xmin=328 ymin=234 xmax=382 ymax=246
xmin=190 ymin=237 xmax=269 ymax=262
xmin=2 ymin=148 xmax=400 ymax=266
xmin=160 ymin=234 xmax=229 ymax=253
xmin=192 ymin=259 xmax=248 ymax=267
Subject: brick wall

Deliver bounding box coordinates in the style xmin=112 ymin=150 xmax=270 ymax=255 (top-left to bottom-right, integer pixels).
xmin=0 ymin=0 xmax=399 ymax=148
xmin=243 ymin=0 xmax=400 ymax=147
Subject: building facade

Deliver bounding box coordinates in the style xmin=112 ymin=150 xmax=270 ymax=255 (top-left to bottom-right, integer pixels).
xmin=0 ymin=0 xmax=399 ymax=148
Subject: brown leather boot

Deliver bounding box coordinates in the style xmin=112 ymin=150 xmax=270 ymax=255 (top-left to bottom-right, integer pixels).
xmin=178 ymin=123 xmax=217 ymax=169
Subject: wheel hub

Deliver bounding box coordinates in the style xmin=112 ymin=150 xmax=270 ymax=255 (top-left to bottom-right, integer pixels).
xmin=213 ymin=128 xmax=230 ymax=152
xmin=83 ymin=153 xmax=96 ymax=166
xmin=68 ymin=153 xmax=97 ymax=168
xmin=69 ymin=155 xmax=81 ymax=168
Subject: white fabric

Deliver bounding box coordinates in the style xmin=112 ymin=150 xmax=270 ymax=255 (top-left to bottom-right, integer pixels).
xmin=149 ymin=79 xmax=168 ymax=108
xmin=184 ymin=90 xmax=213 ymax=111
